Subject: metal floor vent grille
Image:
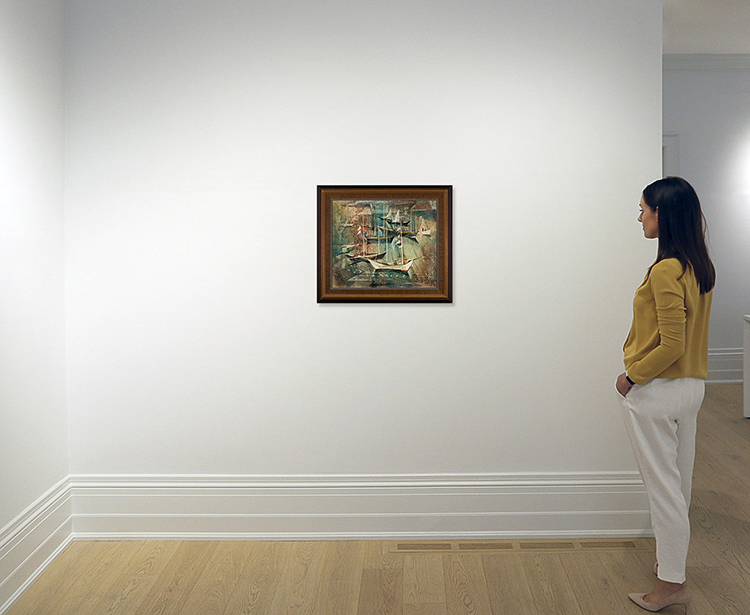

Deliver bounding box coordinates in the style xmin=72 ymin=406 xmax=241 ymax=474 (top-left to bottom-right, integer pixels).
xmin=390 ymin=538 xmax=653 ymax=554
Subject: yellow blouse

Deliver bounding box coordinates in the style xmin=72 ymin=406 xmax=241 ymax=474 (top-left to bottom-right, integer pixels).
xmin=623 ymin=258 xmax=712 ymax=384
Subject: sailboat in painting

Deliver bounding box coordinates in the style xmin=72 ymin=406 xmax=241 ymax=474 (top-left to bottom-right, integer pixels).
xmin=331 ymin=199 xmax=437 ymax=288
xmin=364 ymin=209 xmax=416 ymax=271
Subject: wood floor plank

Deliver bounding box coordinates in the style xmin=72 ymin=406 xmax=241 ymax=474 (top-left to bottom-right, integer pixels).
xmin=358 ymin=541 xmax=403 ymax=615
xmin=687 ymin=503 xmax=725 ymax=569
xmin=176 ymin=541 xmax=252 ymax=615
xmin=442 ymin=554 xmax=493 ymax=615
xmin=693 ymin=443 xmax=750 ymax=498
xmin=482 ymin=553 xmax=536 ymax=615
xmin=596 ymin=551 xmax=656 ymax=601
xmin=689 ymin=500 xmax=750 ymax=580
xmin=266 ymin=541 xmax=327 ymax=615
xmin=363 ymin=541 xmax=402 ymax=571
xmin=697 ymin=412 xmax=750 ymax=474
xmin=312 ymin=541 xmax=366 ymax=615
xmin=357 ymin=567 xmax=403 ymax=615
xmin=683 ymin=570 xmax=722 ymax=615
xmin=403 ymin=553 xmax=446 ymax=615
xmin=102 ymin=541 xmax=183 ymax=615
xmin=561 ymin=551 xmax=632 ymax=613
xmin=222 ymin=541 xmax=283 ymax=615
xmin=403 ymin=605 xmax=446 ymax=615
xmin=54 ymin=541 xmax=149 ymax=615
xmin=686 ymin=565 xmax=750 ymax=615
xmin=695 ymin=450 xmax=750 ymax=504
xmin=522 ymin=553 xmax=584 ymax=615
xmin=702 ymin=384 xmax=746 ymax=438
xmin=133 ymin=541 xmax=217 ymax=615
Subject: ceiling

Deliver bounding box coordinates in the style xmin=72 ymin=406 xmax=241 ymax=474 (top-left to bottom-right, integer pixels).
xmin=663 ymin=0 xmax=750 ymax=54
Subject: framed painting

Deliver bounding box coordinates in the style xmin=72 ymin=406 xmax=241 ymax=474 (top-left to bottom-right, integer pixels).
xmin=317 ymin=185 xmax=452 ymax=302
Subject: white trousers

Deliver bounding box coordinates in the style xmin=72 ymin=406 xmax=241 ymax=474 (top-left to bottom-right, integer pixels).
xmin=620 ymin=377 xmax=705 ymax=584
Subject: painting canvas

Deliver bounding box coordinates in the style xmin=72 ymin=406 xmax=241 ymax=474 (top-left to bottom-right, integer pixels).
xmin=317 ymin=186 xmax=452 ymax=302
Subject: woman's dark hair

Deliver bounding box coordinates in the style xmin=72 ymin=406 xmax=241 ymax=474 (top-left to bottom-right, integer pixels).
xmin=642 ymin=176 xmax=715 ymax=294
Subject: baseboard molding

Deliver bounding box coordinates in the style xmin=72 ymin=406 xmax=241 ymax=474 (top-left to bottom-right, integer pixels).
xmin=1 ymin=472 xmax=651 ymax=612
xmin=663 ymin=54 xmax=750 ymax=71
xmin=69 ymin=473 xmax=651 ymax=541
xmin=708 ymin=348 xmax=743 ymax=384
xmin=0 ymin=479 xmax=73 ymax=614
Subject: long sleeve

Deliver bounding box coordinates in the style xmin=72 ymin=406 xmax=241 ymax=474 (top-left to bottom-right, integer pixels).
xmin=625 ymin=261 xmax=686 ymax=383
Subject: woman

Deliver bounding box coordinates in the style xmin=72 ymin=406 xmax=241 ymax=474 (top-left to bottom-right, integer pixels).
xmin=616 ymin=176 xmax=714 ymax=614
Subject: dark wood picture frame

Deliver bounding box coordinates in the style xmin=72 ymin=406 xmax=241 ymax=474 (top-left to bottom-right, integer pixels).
xmin=317 ymin=185 xmax=452 ymax=302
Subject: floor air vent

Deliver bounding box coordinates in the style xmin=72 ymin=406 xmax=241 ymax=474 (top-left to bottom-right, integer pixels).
xmin=391 ymin=538 xmax=651 ymax=554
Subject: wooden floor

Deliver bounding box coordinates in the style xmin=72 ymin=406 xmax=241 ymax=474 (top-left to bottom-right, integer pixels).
xmin=7 ymin=384 xmax=749 ymax=615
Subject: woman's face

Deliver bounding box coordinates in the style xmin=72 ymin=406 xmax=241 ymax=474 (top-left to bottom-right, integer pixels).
xmin=638 ymin=196 xmax=659 ymax=239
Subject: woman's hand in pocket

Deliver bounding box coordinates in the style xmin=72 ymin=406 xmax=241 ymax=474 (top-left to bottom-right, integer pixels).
xmin=616 ymin=372 xmax=633 ymax=397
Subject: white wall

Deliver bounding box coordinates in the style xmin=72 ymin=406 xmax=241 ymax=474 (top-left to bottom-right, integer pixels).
xmin=0 ymin=0 xmax=68 ymax=531
xmin=63 ymin=0 xmax=662 ymax=532
xmin=664 ymin=55 xmax=750 ymax=382
xmin=0 ymin=1 xmax=71 ymax=608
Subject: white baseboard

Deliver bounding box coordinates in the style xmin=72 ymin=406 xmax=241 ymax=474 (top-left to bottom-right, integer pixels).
xmin=663 ymin=54 xmax=750 ymax=71
xmin=1 ymin=472 xmax=651 ymax=612
xmin=708 ymin=348 xmax=743 ymax=384
xmin=0 ymin=479 xmax=73 ymax=614
xmin=69 ymin=473 xmax=651 ymax=541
